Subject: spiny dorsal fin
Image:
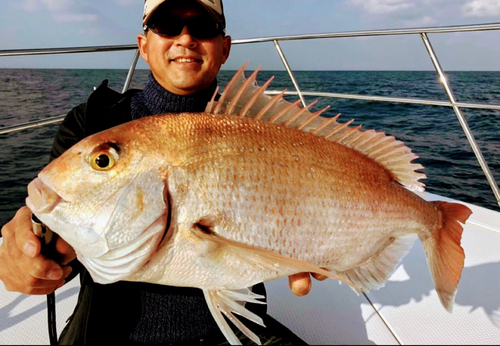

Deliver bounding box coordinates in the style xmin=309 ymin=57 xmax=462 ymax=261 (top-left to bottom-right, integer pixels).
xmin=207 ymin=63 xmax=426 ymax=193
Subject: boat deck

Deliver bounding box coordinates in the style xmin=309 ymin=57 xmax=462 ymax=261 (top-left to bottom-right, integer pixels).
xmin=1 ymin=193 xmax=499 ymax=345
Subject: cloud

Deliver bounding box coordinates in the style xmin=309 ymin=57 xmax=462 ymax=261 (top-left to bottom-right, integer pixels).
xmin=20 ymin=0 xmax=40 ymax=11
xmin=400 ymin=15 xmax=436 ymax=27
xmin=57 ymin=13 xmax=98 ymax=23
xmin=348 ymin=0 xmax=500 ymax=27
xmin=462 ymin=0 xmax=500 ymax=16
xmin=40 ymin=0 xmax=70 ymax=11
xmin=79 ymin=28 xmax=102 ymax=36
xmin=114 ymin=0 xmax=135 ymax=6
xmin=350 ymin=0 xmax=415 ymax=14
xmin=20 ymin=0 xmax=99 ymax=23
xmin=15 ymin=0 xmax=106 ymax=39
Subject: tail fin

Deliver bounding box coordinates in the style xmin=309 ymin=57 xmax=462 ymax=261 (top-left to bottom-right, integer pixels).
xmin=422 ymin=201 xmax=472 ymax=312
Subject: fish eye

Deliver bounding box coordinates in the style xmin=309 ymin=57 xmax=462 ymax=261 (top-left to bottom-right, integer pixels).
xmin=89 ymin=144 xmax=119 ymax=171
xmin=95 ymin=154 xmax=111 ymax=168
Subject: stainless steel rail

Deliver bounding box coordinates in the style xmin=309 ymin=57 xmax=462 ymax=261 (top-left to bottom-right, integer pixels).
xmin=272 ymin=40 xmax=307 ymax=108
xmin=266 ymin=91 xmax=500 ymax=111
xmin=0 ymin=44 xmax=137 ymax=57
xmin=122 ymin=49 xmax=141 ymax=94
xmin=1 ymin=92 xmax=498 ymax=136
xmin=1 ymin=22 xmax=499 ymax=207
xmin=420 ymin=33 xmax=500 ymax=207
xmin=231 ymin=22 xmax=500 ymax=44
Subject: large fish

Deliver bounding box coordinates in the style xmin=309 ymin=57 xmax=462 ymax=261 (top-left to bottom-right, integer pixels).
xmin=26 ymin=63 xmax=472 ymax=345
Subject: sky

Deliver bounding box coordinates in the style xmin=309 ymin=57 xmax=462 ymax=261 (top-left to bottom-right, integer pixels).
xmin=0 ymin=0 xmax=499 ymax=70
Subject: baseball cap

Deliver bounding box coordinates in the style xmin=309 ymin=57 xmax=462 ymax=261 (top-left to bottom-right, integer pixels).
xmin=143 ymin=0 xmax=225 ymax=30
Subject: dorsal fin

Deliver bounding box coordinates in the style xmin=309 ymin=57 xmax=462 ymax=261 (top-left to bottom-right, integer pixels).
xmin=206 ymin=63 xmax=426 ymax=193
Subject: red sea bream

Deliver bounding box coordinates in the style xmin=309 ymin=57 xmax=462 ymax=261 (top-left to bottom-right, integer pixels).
xmin=26 ymin=63 xmax=472 ymax=345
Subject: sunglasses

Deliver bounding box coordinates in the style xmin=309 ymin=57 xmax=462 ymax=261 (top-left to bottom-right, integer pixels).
xmin=147 ymin=16 xmax=223 ymax=40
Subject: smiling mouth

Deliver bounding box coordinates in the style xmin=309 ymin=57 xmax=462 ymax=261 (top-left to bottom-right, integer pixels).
xmin=172 ymin=58 xmax=202 ymax=63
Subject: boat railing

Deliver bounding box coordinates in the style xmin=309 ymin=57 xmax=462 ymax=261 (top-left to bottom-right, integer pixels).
xmin=1 ymin=22 xmax=499 ymax=208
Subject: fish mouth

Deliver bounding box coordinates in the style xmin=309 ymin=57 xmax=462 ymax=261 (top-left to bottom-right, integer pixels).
xmin=26 ymin=177 xmax=61 ymax=214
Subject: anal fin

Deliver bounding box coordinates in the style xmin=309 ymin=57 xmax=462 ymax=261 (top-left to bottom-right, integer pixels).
xmin=338 ymin=234 xmax=418 ymax=292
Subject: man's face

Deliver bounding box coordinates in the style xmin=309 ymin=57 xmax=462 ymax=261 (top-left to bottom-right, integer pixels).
xmin=138 ymin=0 xmax=231 ymax=96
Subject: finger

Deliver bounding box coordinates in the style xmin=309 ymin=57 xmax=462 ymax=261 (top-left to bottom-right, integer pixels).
xmin=311 ymin=269 xmax=329 ymax=281
xmin=55 ymin=237 xmax=77 ymax=265
xmin=13 ymin=206 xmax=41 ymax=258
xmin=288 ymin=272 xmax=312 ymax=297
xmin=19 ymin=252 xmax=67 ymax=282
xmin=0 ymin=208 xmax=72 ymax=296
xmin=31 ymin=265 xmax=72 ymax=287
xmin=26 ymin=286 xmax=65 ymax=296
xmin=2 ymin=260 xmax=70 ymax=294
xmin=3 ymin=214 xmax=61 ymax=280
xmin=6 ymin=276 xmax=66 ymax=295
xmin=9 ymin=239 xmax=66 ymax=281
xmin=23 ymin=264 xmax=71 ymax=290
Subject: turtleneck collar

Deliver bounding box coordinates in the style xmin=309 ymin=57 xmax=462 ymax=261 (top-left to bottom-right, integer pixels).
xmin=130 ymin=72 xmax=218 ymax=120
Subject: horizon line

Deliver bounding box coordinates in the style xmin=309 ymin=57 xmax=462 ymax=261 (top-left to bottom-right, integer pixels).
xmin=1 ymin=67 xmax=499 ymax=72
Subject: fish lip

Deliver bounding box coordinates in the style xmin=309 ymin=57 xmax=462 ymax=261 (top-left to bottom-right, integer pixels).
xmin=26 ymin=177 xmax=62 ymax=214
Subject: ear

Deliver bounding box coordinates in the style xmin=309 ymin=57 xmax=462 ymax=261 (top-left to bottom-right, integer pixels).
xmin=137 ymin=33 xmax=149 ymax=63
xmin=221 ymin=35 xmax=231 ymax=64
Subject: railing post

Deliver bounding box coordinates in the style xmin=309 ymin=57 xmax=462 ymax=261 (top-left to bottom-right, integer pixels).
xmin=122 ymin=49 xmax=141 ymax=93
xmin=272 ymin=40 xmax=307 ymax=107
xmin=420 ymin=32 xmax=500 ymax=208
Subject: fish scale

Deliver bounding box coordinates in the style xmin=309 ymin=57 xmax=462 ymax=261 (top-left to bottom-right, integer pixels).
xmin=166 ymin=113 xmax=430 ymax=269
xmin=26 ymin=63 xmax=473 ymax=345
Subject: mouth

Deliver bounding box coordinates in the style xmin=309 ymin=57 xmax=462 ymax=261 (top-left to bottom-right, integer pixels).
xmin=26 ymin=176 xmax=108 ymax=258
xmin=26 ymin=177 xmax=61 ymax=213
xmin=171 ymin=57 xmax=202 ymax=64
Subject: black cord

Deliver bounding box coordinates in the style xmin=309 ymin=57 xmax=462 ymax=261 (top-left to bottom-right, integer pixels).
xmin=32 ymin=215 xmax=59 ymax=345
xmin=47 ymin=292 xmax=58 ymax=346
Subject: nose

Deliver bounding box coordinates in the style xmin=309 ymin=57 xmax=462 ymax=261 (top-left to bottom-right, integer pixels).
xmin=174 ymin=25 xmax=197 ymax=47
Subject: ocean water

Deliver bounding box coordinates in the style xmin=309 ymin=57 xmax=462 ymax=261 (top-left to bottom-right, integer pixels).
xmin=0 ymin=68 xmax=499 ymax=227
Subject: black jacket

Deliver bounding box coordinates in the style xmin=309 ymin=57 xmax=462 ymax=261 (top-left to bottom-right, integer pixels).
xmin=50 ymin=80 xmax=137 ymax=161
xmin=54 ymin=80 xmax=268 ymax=345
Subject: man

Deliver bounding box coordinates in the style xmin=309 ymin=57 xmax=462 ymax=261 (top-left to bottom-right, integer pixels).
xmin=0 ymin=0 xmax=319 ymax=344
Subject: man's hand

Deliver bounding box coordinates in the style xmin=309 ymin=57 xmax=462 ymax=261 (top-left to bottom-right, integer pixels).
xmin=288 ymin=272 xmax=329 ymax=297
xmin=0 ymin=206 xmax=75 ymax=295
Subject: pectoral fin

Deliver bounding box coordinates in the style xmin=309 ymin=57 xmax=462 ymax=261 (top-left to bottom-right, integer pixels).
xmin=193 ymin=225 xmax=360 ymax=345
xmin=193 ymin=225 xmax=359 ymax=291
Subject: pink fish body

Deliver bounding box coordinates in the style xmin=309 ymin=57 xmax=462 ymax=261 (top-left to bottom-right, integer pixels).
xmin=26 ymin=64 xmax=472 ymax=345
